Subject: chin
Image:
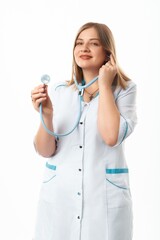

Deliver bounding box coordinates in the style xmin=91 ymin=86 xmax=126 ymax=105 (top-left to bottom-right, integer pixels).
xmin=78 ymin=63 xmax=97 ymax=69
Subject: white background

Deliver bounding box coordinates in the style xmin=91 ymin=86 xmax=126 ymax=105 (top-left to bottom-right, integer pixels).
xmin=0 ymin=0 xmax=160 ymax=239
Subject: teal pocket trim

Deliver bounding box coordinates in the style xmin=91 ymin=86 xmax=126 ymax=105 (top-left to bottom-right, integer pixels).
xmin=106 ymin=168 xmax=128 ymax=174
xmin=43 ymin=174 xmax=56 ymax=183
xmin=46 ymin=162 xmax=56 ymax=170
xmin=43 ymin=162 xmax=57 ymax=183
xmin=106 ymin=178 xmax=129 ymax=190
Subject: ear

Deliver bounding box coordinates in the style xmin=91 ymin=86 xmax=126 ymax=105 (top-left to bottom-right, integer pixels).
xmin=106 ymin=52 xmax=111 ymax=59
xmin=104 ymin=56 xmax=110 ymax=64
xmin=104 ymin=51 xmax=110 ymax=63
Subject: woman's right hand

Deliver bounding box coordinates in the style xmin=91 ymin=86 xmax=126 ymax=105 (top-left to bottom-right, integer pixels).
xmin=31 ymin=84 xmax=53 ymax=117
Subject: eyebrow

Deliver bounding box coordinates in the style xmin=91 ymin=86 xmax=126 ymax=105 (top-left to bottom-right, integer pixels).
xmin=76 ymin=38 xmax=100 ymax=41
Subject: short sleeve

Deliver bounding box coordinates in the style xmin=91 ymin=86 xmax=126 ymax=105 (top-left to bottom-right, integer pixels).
xmin=114 ymin=81 xmax=137 ymax=146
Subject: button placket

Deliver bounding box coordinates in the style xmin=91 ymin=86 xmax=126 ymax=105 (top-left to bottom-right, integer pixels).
xmin=76 ymin=162 xmax=83 ymax=221
xmin=76 ymin=103 xmax=89 ymax=222
xmin=76 ymin=121 xmax=83 ymax=222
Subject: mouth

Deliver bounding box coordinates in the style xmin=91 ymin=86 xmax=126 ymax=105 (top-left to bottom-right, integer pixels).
xmin=80 ymin=55 xmax=92 ymax=60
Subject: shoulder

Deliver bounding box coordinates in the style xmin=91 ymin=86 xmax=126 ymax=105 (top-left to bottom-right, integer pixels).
xmin=49 ymin=81 xmax=76 ymax=100
xmin=50 ymin=81 xmax=67 ymax=92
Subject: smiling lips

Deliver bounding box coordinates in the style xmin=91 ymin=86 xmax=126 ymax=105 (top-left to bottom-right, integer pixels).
xmin=80 ymin=55 xmax=92 ymax=60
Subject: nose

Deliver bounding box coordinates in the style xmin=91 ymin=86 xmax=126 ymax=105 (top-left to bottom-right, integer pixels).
xmin=80 ymin=49 xmax=90 ymax=53
xmin=80 ymin=43 xmax=90 ymax=52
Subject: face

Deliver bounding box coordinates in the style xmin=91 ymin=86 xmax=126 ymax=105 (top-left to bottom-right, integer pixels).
xmin=74 ymin=27 xmax=106 ymax=73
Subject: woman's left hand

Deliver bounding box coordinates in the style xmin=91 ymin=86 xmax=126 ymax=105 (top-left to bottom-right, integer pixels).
xmin=98 ymin=54 xmax=117 ymax=87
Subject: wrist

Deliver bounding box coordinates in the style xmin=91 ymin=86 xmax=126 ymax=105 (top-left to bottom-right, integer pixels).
xmin=99 ymin=81 xmax=112 ymax=91
xmin=42 ymin=111 xmax=53 ymax=122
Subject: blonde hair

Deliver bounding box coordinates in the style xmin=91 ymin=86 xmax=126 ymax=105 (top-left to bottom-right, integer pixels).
xmin=68 ymin=22 xmax=130 ymax=89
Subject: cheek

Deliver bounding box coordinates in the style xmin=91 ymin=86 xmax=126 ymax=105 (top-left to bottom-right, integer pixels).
xmin=74 ymin=50 xmax=81 ymax=65
xmin=73 ymin=49 xmax=78 ymax=60
xmin=97 ymin=52 xmax=106 ymax=65
xmin=74 ymin=46 xmax=79 ymax=56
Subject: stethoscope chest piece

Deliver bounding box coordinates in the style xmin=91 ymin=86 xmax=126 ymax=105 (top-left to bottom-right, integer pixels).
xmin=41 ymin=74 xmax=50 ymax=84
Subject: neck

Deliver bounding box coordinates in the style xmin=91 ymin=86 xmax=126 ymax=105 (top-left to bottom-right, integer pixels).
xmin=82 ymin=70 xmax=99 ymax=84
xmin=82 ymin=80 xmax=99 ymax=96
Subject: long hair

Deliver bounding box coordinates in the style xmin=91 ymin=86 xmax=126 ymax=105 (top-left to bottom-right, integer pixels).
xmin=68 ymin=22 xmax=130 ymax=89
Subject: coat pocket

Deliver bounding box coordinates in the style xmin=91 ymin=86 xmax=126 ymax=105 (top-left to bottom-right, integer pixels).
xmin=43 ymin=162 xmax=57 ymax=183
xmin=39 ymin=162 xmax=58 ymax=203
xmin=106 ymin=168 xmax=132 ymax=208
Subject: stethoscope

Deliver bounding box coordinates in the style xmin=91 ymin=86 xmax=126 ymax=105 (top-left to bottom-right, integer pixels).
xmin=39 ymin=74 xmax=98 ymax=138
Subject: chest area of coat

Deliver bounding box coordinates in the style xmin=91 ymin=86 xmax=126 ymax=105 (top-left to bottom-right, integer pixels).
xmin=53 ymin=91 xmax=99 ymax=131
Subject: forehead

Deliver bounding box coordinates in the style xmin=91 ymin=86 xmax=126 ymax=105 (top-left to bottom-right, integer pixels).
xmin=77 ymin=27 xmax=99 ymax=40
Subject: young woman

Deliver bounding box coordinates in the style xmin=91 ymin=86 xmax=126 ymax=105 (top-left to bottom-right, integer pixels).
xmin=31 ymin=22 xmax=137 ymax=240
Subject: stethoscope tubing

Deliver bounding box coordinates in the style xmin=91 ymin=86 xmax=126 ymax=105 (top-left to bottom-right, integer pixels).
xmin=39 ymin=75 xmax=98 ymax=138
xmin=39 ymin=94 xmax=83 ymax=138
xmin=74 ymin=75 xmax=98 ymax=91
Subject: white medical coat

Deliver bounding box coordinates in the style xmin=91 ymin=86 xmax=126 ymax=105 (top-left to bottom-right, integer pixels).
xmin=33 ymin=80 xmax=137 ymax=240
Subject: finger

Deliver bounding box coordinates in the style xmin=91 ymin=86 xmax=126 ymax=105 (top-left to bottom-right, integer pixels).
xmin=35 ymin=97 xmax=47 ymax=104
xmin=105 ymin=61 xmax=111 ymax=67
xmin=32 ymin=92 xmax=47 ymax=101
xmin=32 ymin=98 xmax=47 ymax=111
xmin=39 ymin=85 xmax=48 ymax=94
xmin=44 ymin=85 xmax=49 ymax=95
xmin=31 ymin=86 xmax=47 ymax=97
xmin=35 ymin=84 xmax=45 ymax=91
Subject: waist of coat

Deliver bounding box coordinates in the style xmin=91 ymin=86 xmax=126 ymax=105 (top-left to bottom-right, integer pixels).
xmin=46 ymin=162 xmax=128 ymax=174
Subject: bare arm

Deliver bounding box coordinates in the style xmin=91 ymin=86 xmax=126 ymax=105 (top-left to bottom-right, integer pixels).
xmin=98 ymin=54 xmax=120 ymax=146
xmin=98 ymin=84 xmax=120 ymax=146
xmin=31 ymin=84 xmax=56 ymax=157
xmin=34 ymin=115 xmax=56 ymax=158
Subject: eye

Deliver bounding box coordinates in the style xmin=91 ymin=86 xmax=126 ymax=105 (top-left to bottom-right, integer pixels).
xmin=75 ymin=41 xmax=83 ymax=46
xmin=90 ymin=42 xmax=99 ymax=46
